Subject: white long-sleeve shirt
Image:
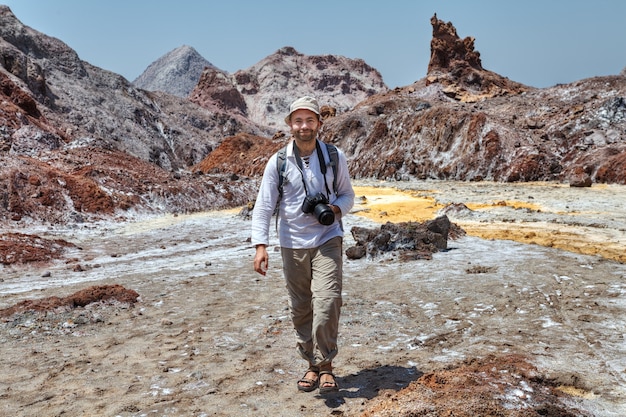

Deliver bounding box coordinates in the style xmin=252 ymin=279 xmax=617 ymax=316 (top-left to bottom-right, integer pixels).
xmin=251 ymin=139 xmax=355 ymax=249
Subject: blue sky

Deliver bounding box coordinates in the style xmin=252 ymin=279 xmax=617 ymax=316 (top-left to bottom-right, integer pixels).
xmin=3 ymin=0 xmax=625 ymax=89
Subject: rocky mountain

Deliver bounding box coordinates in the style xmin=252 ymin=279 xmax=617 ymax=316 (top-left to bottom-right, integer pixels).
xmin=0 ymin=6 xmax=386 ymax=225
xmin=198 ymin=14 xmax=626 ymax=186
xmin=0 ymin=4 xmax=625 ymax=226
xmin=0 ymin=5 xmax=268 ymax=223
xmin=134 ymin=44 xmax=388 ymax=130
xmin=189 ymin=46 xmax=389 ymax=129
xmin=132 ymin=45 xmax=217 ymax=97
xmin=325 ymin=15 xmax=626 ymax=184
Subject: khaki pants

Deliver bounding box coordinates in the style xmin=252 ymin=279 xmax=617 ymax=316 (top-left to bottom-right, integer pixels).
xmin=281 ymin=236 xmax=343 ymax=368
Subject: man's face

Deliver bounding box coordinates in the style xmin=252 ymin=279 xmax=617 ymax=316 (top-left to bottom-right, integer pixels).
xmin=289 ymin=109 xmax=321 ymax=142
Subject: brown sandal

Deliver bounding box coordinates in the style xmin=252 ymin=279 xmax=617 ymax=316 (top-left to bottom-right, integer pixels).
xmin=297 ymin=367 xmax=319 ymax=392
xmin=318 ymin=371 xmax=339 ymax=394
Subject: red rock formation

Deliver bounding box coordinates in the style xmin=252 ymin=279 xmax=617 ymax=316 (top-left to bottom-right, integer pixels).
xmin=193 ymin=132 xmax=287 ymax=177
xmin=0 ymin=284 xmax=139 ymax=317
xmin=189 ymin=68 xmax=248 ymax=115
xmin=0 ymin=70 xmax=66 ymax=153
xmin=359 ymin=354 xmax=587 ymax=416
xmin=428 ymin=13 xmax=483 ymax=72
xmin=0 ymin=71 xmax=41 ymax=118
xmin=0 ymin=232 xmax=75 ymax=265
xmin=1 ymin=146 xmax=259 ymax=224
xmin=426 ymin=14 xmax=528 ymax=102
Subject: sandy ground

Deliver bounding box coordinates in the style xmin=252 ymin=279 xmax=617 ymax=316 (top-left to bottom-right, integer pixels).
xmin=0 ymin=180 xmax=625 ymax=416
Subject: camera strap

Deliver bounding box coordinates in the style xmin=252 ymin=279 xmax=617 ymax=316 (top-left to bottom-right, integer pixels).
xmin=293 ymin=140 xmax=332 ymax=198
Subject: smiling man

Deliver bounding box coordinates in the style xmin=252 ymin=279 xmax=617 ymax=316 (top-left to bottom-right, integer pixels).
xmin=251 ymin=96 xmax=355 ymax=394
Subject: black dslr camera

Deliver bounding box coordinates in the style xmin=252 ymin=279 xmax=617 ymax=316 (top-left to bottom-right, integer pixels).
xmin=302 ymin=192 xmax=335 ymax=225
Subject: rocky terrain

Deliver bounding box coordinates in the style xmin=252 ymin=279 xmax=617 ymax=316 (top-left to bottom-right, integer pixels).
xmin=1 ymin=4 xmax=625 ymax=415
xmin=193 ymin=16 xmax=626 ymax=187
xmin=318 ymin=14 xmax=626 ymax=184
xmin=1 ymin=182 xmax=625 ymax=416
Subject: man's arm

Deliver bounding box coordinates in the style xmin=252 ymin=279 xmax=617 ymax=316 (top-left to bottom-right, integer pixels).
xmin=251 ymin=153 xmax=280 ymax=275
xmin=331 ymin=149 xmax=355 ymax=215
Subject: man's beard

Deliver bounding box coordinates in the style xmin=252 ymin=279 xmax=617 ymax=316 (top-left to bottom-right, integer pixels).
xmin=294 ymin=129 xmax=317 ymax=142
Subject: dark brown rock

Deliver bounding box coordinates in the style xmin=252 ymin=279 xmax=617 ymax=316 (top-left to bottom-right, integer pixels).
xmin=569 ymin=171 xmax=593 ymax=187
xmin=346 ymin=215 xmax=464 ymax=260
xmin=428 ymin=13 xmax=483 ymax=73
xmin=320 ymin=105 xmax=337 ymax=120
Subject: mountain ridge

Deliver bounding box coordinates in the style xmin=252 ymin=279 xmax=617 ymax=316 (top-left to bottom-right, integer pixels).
xmin=0 ymin=5 xmax=624 ymax=226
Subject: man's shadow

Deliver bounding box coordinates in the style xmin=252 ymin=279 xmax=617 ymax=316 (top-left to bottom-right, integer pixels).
xmin=317 ymin=364 xmax=423 ymax=408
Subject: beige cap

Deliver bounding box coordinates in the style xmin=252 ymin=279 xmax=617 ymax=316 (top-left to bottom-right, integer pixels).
xmin=284 ymin=96 xmax=321 ymax=124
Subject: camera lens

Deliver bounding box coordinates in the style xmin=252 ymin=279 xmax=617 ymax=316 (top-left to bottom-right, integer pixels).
xmin=314 ymin=203 xmax=335 ymax=225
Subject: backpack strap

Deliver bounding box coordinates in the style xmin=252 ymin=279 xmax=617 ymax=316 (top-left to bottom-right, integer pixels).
xmin=326 ymin=143 xmax=339 ymax=194
xmin=276 ymin=145 xmax=288 ymax=205
xmin=274 ymin=145 xmax=288 ymax=229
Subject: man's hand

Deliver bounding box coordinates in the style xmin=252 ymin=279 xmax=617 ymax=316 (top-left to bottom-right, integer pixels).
xmin=253 ymin=244 xmax=269 ymax=276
